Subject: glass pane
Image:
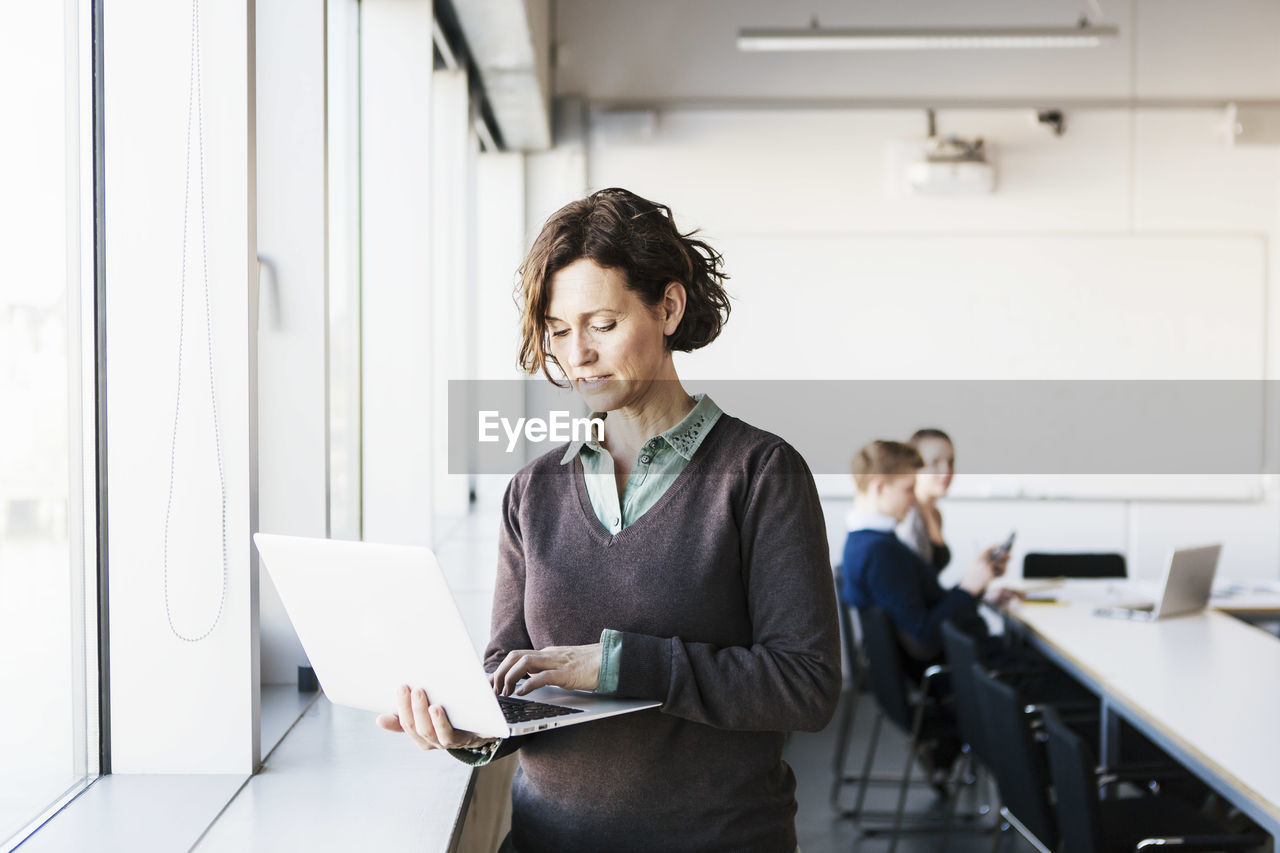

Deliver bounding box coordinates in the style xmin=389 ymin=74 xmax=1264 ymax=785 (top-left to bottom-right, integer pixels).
xmin=0 ymin=0 xmax=94 ymax=846
xmin=327 ymin=0 xmax=361 ymax=542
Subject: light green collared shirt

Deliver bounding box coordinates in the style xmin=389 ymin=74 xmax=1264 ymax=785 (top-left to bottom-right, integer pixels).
xmin=560 ymin=394 xmax=724 ymax=694
xmin=451 ymin=395 xmax=724 ymax=765
xmin=560 ymin=393 xmax=723 ymax=535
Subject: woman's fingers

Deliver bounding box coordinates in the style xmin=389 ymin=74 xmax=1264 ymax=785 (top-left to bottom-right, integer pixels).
xmin=375 ymin=713 xmax=403 ymax=732
xmin=493 ymin=644 xmax=601 ymax=695
xmin=394 ymin=684 xmax=419 ymax=742
xmin=501 ymin=652 xmax=538 ymax=696
xmin=430 ymin=705 xmax=457 ymax=746
xmin=380 ymin=685 xmax=497 ymax=752
xmin=411 ymin=688 xmax=441 ymax=747
xmin=515 ymin=670 xmax=552 ymax=696
xmin=491 ymin=649 xmax=530 ymax=694
xmin=393 ymin=685 xmax=436 ymax=750
xmin=431 ymin=704 xmax=480 ymax=749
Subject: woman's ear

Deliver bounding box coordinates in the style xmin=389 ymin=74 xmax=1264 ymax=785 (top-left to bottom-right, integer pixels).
xmin=661 ymin=281 xmax=687 ymax=337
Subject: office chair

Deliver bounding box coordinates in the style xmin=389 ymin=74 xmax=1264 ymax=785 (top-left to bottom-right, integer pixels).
xmin=935 ymin=622 xmax=1019 ymax=839
xmin=1022 ymin=552 xmax=1126 ymax=580
xmin=830 ymin=567 xmax=872 ymax=811
xmin=1041 ymin=706 xmax=1266 ymax=853
xmin=831 ymin=575 xmax=967 ymax=825
xmin=969 ymin=663 xmax=1059 ymax=853
xmin=973 ymin=663 xmax=1197 ymax=853
xmin=853 ymin=607 xmax=989 ymax=852
xmin=831 ymin=568 xmax=939 ymax=817
xmin=944 ymin=619 xmax=1099 ymax=734
xmin=939 ymin=622 xmax=1002 ymax=769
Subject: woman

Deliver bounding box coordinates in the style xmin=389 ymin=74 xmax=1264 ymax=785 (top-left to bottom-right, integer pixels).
xmin=896 ymin=428 xmax=955 ymax=573
xmin=377 ymin=188 xmax=840 ymax=852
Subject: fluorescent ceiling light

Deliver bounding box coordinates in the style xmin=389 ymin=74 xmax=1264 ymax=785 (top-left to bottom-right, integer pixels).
xmin=737 ymin=25 xmax=1119 ymax=51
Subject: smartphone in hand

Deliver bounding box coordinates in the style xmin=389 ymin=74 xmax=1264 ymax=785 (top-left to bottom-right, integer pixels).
xmin=991 ymin=531 xmax=1016 ymax=563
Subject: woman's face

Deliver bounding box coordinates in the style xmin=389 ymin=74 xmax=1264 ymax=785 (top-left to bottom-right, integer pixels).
xmin=545 ymin=258 xmax=682 ymax=412
xmin=915 ymin=437 xmax=955 ymax=499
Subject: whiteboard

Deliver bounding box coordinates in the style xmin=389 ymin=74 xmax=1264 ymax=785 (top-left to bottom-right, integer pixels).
xmin=676 ymin=234 xmax=1267 ymax=500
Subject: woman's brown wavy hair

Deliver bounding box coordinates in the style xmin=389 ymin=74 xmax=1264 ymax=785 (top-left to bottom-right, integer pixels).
xmin=515 ymin=188 xmax=731 ymax=384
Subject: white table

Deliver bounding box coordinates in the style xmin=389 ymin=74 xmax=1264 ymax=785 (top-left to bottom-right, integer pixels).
xmin=1007 ymin=600 xmax=1280 ymax=839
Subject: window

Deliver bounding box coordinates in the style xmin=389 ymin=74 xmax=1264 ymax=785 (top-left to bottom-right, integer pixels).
xmin=0 ymin=0 xmax=100 ymax=847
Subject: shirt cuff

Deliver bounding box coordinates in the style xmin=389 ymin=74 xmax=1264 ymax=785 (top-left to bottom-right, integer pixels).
xmin=596 ymin=628 xmax=622 ymax=695
xmin=447 ymin=738 xmax=503 ymax=767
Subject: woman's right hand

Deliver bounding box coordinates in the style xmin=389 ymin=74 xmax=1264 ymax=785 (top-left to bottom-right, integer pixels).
xmin=375 ymin=684 xmax=496 ymax=751
xmin=959 ymin=546 xmax=1001 ymax=597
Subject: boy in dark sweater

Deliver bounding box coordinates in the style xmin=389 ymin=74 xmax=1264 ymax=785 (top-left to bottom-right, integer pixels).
xmin=841 ymin=440 xmax=1021 ymax=781
xmin=841 ymin=440 xmax=1013 ymax=666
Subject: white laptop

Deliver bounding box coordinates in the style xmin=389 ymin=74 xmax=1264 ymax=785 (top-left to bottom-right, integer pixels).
xmin=1093 ymin=544 xmax=1222 ymax=622
xmin=253 ymin=532 xmax=660 ymax=739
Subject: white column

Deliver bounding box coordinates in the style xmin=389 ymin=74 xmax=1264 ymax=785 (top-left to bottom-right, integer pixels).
xmin=431 ymin=70 xmax=475 ymax=530
xmin=473 ymin=152 xmax=528 ymax=509
xmin=254 ymin=0 xmax=327 ymax=685
xmin=360 ymin=0 xmax=435 ymax=546
xmin=105 ymin=0 xmax=259 ymax=773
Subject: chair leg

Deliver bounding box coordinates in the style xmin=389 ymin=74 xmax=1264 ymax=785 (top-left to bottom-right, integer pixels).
xmin=889 ymin=693 xmax=932 ymax=853
xmin=851 ymin=712 xmax=883 ymax=818
xmin=887 ymin=729 xmax=917 ymax=853
xmin=938 ymin=750 xmax=973 ymax=853
xmin=830 ymin=688 xmax=858 ymax=808
xmin=975 ymin=764 xmax=991 ymax=815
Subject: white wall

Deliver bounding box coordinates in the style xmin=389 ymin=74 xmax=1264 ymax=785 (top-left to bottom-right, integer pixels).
xmin=522 ymin=99 xmax=1280 ymax=582
xmin=105 ymin=0 xmax=258 ymax=773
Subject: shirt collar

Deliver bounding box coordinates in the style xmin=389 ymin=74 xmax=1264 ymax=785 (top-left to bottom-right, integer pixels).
xmin=559 ymin=394 xmax=723 ymax=465
xmin=845 ymin=508 xmax=899 ymax=533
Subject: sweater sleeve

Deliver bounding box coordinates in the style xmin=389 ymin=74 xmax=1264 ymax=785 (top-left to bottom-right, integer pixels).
xmin=612 ymin=443 xmax=842 ymax=732
xmin=449 ymin=475 xmax=536 ymax=767
xmin=863 ymin=541 xmax=978 ymax=660
xmin=482 ymin=475 xmax=533 ymax=674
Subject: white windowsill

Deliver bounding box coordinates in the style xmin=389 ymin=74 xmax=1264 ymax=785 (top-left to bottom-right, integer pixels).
xmin=19 ymin=513 xmax=501 ymax=852
xmin=19 ymin=697 xmax=476 ymax=852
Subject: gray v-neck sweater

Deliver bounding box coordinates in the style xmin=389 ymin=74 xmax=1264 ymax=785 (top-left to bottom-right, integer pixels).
xmin=484 ymin=415 xmax=841 ymax=853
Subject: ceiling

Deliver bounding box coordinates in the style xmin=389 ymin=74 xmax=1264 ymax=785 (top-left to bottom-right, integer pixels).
xmin=458 ymin=0 xmax=1280 ymax=150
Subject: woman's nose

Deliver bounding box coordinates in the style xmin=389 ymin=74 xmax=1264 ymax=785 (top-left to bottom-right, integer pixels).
xmin=568 ymin=332 xmax=594 ymax=366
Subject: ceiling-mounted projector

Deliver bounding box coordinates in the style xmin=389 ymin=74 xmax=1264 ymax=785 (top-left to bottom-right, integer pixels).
xmin=905 ymin=136 xmax=995 ymax=195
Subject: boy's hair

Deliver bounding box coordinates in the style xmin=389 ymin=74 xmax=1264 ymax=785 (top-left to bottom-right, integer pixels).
xmin=851 ymin=440 xmax=924 ymax=492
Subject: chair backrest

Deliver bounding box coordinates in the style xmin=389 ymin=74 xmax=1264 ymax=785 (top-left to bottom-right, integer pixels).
xmin=1041 ymin=705 xmax=1105 ymax=853
xmin=939 ymin=621 xmax=990 ymax=765
xmin=1023 ymin=552 xmax=1126 ymax=580
xmin=856 ymin=606 xmax=914 ymax=730
xmin=833 ymin=566 xmax=862 ymax=685
xmin=969 ymin=663 xmax=1058 ymax=848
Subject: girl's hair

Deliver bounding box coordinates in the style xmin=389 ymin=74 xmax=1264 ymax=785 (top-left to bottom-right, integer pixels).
xmin=908 ymin=428 xmax=952 ymax=447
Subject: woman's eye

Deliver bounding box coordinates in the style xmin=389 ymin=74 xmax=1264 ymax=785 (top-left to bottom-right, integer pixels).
xmin=550 ymin=329 xmax=569 ymax=338
xmin=591 ymin=322 xmax=617 ymax=333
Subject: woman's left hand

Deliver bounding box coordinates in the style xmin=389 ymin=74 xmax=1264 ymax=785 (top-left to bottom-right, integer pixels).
xmin=491 ymin=643 xmax=603 ymax=696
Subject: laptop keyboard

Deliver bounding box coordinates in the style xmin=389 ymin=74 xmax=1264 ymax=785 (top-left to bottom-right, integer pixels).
xmin=497 ymin=694 xmax=586 ymax=724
